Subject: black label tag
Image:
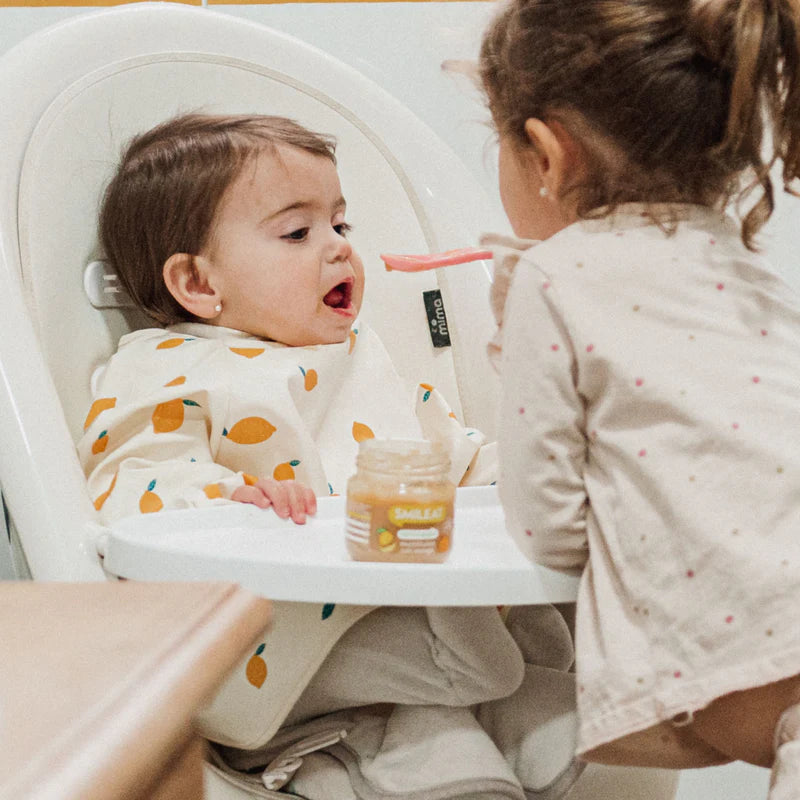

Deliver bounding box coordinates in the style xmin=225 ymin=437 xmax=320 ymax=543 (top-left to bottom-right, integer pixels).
xmin=423 ymin=289 xmax=451 ymax=348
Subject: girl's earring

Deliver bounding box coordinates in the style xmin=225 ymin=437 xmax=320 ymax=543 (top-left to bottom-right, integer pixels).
xmin=539 ymin=186 xmax=549 ymax=198
xmin=214 ymin=303 xmax=222 ymax=314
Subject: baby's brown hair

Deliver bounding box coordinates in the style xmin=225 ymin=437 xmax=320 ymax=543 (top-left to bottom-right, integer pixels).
xmin=99 ymin=113 xmax=337 ymax=324
xmin=480 ymin=0 xmax=800 ymax=247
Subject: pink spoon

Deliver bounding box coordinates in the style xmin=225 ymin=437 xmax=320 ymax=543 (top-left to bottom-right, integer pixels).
xmin=381 ymin=247 xmax=492 ymax=272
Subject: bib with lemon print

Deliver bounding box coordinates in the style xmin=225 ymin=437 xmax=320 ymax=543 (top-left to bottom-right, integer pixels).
xmin=78 ymin=321 xmax=488 ymax=523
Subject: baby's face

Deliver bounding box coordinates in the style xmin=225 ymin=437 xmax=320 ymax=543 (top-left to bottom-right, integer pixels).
xmin=202 ymin=144 xmax=364 ymax=346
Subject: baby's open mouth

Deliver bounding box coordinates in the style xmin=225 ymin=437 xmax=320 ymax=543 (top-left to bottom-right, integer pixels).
xmin=323 ymin=281 xmax=353 ymax=310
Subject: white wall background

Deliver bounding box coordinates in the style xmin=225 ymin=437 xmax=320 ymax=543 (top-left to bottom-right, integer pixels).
xmin=0 ymin=3 xmax=786 ymax=797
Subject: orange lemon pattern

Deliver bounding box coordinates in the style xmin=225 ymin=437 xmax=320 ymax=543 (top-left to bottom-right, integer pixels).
xmin=299 ymin=366 xmax=318 ymax=391
xmin=92 ymin=430 xmax=109 ymax=455
xmin=223 ymin=417 xmax=277 ymax=445
xmin=230 ymin=347 xmax=265 ymax=359
xmin=246 ymin=643 xmax=268 ymax=688
xmin=139 ymin=479 xmax=163 ymax=514
xmin=352 ymin=421 xmax=375 ymax=442
xmin=203 ymin=483 xmax=223 ymax=499
xmin=152 ymin=398 xmax=201 ymax=433
xmin=273 ymin=460 xmax=301 ymax=481
xmin=93 ymin=472 xmax=117 ymax=511
xmin=83 ymin=322 xmax=440 ymax=527
xmin=83 ymin=397 xmax=116 ymax=430
xmin=156 ymin=337 xmax=189 ymax=350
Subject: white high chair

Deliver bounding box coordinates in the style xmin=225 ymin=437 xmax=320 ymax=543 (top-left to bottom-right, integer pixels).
xmin=0 ymin=4 xmax=678 ymax=798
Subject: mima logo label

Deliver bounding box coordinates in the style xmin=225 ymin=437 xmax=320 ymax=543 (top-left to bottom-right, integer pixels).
xmin=423 ymin=289 xmax=451 ymax=348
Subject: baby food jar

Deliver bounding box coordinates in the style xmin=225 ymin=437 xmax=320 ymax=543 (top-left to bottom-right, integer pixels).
xmin=346 ymin=439 xmax=456 ymax=563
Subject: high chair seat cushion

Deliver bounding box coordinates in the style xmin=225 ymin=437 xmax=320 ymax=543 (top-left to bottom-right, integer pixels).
xmin=214 ymin=704 xmax=529 ymax=799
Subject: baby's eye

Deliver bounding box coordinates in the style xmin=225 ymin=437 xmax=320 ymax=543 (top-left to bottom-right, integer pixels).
xmin=334 ymin=222 xmax=353 ymax=237
xmin=283 ymin=227 xmax=309 ymax=241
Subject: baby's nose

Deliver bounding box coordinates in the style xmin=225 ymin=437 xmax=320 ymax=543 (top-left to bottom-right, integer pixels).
xmin=329 ymin=230 xmax=353 ymax=261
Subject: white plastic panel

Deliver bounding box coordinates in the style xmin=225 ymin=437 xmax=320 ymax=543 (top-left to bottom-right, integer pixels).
xmin=105 ymin=487 xmax=579 ymax=606
xmin=18 ymin=53 xmax=461 ymax=442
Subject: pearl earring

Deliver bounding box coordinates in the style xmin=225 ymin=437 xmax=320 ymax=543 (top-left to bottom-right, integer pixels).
xmin=214 ymin=303 xmax=222 ymax=314
xmin=539 ymin=186 xmax=549 ymax=198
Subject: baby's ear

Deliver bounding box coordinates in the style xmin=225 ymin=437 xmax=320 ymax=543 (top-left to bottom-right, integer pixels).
xmin=163 ymin=253 xmax=221 ymax=319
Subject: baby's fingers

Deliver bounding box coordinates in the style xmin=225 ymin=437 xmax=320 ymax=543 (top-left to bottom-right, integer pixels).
xmin=290 ymin=482 xmax=317 ymax=521
xmin=282 ymin=480 xmax=318 ymax=524
xmin=257 ymin=478 xmax=316 ymax=524
xmin=231 ymin=485 xmax=272 ymax=509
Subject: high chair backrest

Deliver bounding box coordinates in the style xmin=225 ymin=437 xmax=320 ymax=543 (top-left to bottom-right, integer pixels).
xmin=0 ymin=2 xmax=502 ymax=581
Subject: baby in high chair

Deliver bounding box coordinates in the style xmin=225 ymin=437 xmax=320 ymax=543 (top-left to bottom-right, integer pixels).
xmin=79 ymin=112 xmax=578 ymax=798
xmin=478 ymin=0 xmax=800 ymax=797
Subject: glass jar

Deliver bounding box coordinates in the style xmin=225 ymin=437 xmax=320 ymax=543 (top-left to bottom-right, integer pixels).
xmin=345 ymin=438 xmax=456 ymax=563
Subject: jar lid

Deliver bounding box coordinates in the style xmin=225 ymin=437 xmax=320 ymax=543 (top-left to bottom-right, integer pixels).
xmin=357 ymin=438 xmax=450 ymax=473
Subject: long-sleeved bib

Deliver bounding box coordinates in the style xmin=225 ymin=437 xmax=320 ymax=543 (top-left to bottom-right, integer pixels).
xmin=80 ymin=320 xmax=487 ymax=522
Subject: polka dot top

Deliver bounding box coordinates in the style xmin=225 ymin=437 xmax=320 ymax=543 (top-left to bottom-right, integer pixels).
xmin=493 ymin=204 xmax=800 ymax=754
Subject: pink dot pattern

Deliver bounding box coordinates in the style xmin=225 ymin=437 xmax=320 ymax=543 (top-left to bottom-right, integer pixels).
xmin=505 ymin=230 xmax=796 ymax=748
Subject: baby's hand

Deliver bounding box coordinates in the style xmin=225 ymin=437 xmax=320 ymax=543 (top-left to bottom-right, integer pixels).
xmin=231 ymin=478 xmax=317 ymax=525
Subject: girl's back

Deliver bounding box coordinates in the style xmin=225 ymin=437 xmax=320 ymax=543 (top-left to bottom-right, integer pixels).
xmin=498 ymin=202 xmax=800 ymax=754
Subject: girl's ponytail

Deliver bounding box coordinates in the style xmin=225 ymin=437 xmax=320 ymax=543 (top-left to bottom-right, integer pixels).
xmin=771 ymin=1 xmax=800 ymax=184
xmin=690 ymin=0 xmax=800 ymax=244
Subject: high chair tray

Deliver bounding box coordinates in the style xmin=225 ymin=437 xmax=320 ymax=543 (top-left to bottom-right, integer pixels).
xmin=104 ymin=486 xmax=579 ymax=606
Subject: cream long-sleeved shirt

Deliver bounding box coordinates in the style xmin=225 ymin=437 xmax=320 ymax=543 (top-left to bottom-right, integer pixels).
xmin=491 ymin=205 xmax=800 ymax=753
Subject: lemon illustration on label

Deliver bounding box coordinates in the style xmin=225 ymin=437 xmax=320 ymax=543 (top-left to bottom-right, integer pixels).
xmin=377 ymin=527 xmax=398 ymax=552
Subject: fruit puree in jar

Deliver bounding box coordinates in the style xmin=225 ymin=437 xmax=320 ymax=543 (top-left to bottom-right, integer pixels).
xmin=345 ymin=439 xmax=455 ymax=563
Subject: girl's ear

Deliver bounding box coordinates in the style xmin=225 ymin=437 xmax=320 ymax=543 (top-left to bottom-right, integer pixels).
xmin=523 ymin=118 xmax=575 ymax=198
xmin=163 ymin=253 xmax=221 ymax=320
